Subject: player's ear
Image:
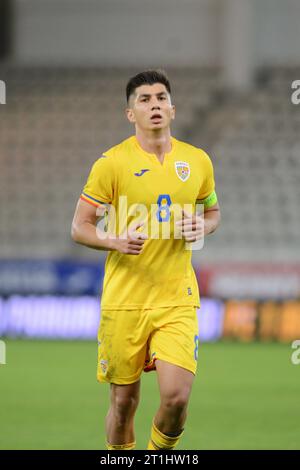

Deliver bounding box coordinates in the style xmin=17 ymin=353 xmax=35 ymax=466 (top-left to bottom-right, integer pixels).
xmin=171 ymin=104 xmax=175 ymax=120
xmin=126 ymin=107 xmax=136 ymax=124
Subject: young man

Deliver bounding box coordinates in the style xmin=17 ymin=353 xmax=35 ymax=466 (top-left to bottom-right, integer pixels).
xmin=71 ymin=70 xmax=220 ymax=450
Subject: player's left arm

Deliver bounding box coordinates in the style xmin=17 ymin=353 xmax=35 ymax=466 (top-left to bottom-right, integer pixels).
xmin=202 ymin=200 xmax=221 ymax=236
xmin=178 ymin=151 xmax=221 ymax=242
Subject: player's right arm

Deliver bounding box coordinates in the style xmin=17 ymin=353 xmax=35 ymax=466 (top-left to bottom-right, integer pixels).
xmin=71 ymin=198 xmax=146 ymax=255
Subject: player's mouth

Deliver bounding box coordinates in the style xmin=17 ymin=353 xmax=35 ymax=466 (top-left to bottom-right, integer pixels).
xmin=150 ymin=114 xmax=163 ymax=122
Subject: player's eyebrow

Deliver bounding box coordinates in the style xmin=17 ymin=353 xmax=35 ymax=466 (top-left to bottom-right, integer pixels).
xmin=138 ymin=92 xmax=168 ymax=99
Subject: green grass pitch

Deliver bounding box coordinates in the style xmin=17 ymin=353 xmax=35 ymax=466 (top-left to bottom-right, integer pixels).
xmin=0 ymin=340 xmax=299 ymax=449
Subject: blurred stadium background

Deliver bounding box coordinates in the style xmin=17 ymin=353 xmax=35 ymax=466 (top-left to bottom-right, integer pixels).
xmin=0 ymin=0 xmax=299 ymax=450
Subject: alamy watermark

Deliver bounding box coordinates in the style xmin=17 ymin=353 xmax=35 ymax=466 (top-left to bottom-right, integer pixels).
xmin=291 ymin=80 xmax=300 ymax=105
xmin=0 ymin=80 xmax=6 ymax=104
xmin=94 ymin=199 xmax=206 ymax=251
xmin=0 ymin=340 xmax=6 ymax=365
xmin=291 ymin=340 xmax=300 ymax=365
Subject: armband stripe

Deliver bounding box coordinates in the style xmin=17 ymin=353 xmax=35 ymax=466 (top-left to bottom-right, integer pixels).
xmin=197 ymin=190 xmax=218 ymax=209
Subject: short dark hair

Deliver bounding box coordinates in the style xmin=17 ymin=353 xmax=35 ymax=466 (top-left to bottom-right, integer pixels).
xmin=126 ymin=69 xmax=171 ymax=104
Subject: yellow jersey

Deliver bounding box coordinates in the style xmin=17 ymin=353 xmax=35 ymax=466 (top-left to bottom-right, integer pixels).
xmin=81 ymin=135 xmax=216 ymax=310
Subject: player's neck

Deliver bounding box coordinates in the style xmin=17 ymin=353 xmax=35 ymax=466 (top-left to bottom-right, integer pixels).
xmin=135 ymin=129 xmax=172 ymax=163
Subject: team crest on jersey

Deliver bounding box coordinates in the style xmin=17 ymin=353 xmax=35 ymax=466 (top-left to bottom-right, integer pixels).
xmin=175 ymin=161 xmax=190 ymax=181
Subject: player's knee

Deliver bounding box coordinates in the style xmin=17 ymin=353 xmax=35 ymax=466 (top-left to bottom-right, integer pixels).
xmin=112 ymin=394 xmax=139 ymax=423
xmin=161 ymin=389 xmax=190 ymax=413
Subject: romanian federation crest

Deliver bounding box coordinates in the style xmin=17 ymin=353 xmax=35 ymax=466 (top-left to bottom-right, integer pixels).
xmin=100 ymin=359 xmax=108 ymax=375
xmin=175 ymin=161 xmax=190 ymax=181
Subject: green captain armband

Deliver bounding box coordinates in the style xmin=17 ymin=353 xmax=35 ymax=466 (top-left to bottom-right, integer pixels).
xmin=197 ymin=190 xmax=218 ymax=209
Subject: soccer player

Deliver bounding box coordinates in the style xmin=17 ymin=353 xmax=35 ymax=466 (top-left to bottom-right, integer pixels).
xmin=71 ymin=70 xmax=220 ymax=450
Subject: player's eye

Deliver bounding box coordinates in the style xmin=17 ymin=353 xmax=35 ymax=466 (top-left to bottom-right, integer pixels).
xmin=159 ymin=96 xmax=166 ymax=100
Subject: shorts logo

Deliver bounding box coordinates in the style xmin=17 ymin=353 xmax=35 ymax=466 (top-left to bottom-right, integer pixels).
xmin=175 ymin=161 xmax=190 ymax=181
xmin=100 ymin=359 xmax=108 ymax=375
xmin=194 ymin=335 xmax=199 ymax=361
xmin=187 ymin=287 xmax=192 ymax=295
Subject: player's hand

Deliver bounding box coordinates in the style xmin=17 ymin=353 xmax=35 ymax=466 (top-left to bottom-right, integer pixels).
xmin=110 ymin=222 xmax=148 ymax=255
xmin=176 ymin=209 xmax=204 ymax=242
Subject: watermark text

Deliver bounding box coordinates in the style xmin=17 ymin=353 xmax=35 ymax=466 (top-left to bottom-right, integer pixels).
xmin=0 ymin=80 xmax=6 ymax=104
xmin=291 ymin=340 xmax=300 ymax=365
xmin=0 ymin=340 xmax=6 ymax=365
xmin=291 ymin=80 xmax=300 ymax=104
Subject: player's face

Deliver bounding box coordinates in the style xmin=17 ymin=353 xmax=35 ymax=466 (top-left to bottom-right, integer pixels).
xmin=126 ymin=83 xmax=175 ymax=131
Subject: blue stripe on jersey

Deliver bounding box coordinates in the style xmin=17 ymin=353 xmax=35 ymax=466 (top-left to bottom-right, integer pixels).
xmin=82 ymin=192 xmax=107 ymax=205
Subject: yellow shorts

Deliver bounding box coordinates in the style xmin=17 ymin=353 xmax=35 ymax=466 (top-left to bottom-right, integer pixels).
xmin=97 ymin=306 xmax=199 ymax=384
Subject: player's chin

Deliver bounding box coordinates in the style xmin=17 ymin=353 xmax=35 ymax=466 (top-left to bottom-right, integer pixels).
xmin=149 ymin=122 xmax=164 ymax=128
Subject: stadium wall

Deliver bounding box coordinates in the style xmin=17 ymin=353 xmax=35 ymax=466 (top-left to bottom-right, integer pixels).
xmin=13 ymin=0 xmax=220 ymax=67
xmin=12 ymin=0 xmax=300 ymax=67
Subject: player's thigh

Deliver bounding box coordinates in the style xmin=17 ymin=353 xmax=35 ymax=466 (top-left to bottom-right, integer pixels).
xmin=150 ymin=306 xmax=199 ymax=376
xmin=97 ymin=309 xmax=150 ymax=384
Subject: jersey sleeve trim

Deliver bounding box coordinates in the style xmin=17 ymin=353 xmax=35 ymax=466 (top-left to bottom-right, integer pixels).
xmin=80 ymin=192 xmax=108 ymax=207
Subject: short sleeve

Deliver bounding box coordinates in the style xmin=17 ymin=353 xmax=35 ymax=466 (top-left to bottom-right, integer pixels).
xmin=196 ymin=151 xmax=216 ymax=201
xmin=80 ymin=154 xmax=114 ymax=207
